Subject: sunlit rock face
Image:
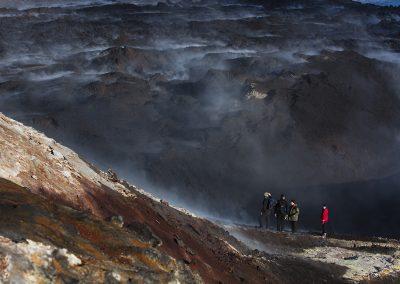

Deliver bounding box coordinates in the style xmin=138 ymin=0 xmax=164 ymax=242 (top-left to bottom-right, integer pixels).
xmin=0 ymin=113 xmax=358 ymax=283
xmin=0 ymin=178 xmax=200 ymax=283
xmin=0 ymin=0 xmax=400 ymax=234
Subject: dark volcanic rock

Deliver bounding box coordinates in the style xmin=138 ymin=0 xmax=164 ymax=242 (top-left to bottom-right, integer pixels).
xmin=0 ymin=0 xmax=400 ymax=236
xmin=0 ymin=113 xmax=353 ymax=283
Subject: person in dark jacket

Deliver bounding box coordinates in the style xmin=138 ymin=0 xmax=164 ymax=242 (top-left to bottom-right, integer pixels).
xmin=259 ymin=192 xmax=275 ymax=229
xmin=288 ymin=200 xmax=300 ymax=233
xmin=321 ymin=205 xmax=329 ymax=237
xmin=274 ymin=194 xmax=288 ymax=232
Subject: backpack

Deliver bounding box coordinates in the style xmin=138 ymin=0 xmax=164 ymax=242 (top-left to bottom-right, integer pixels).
xmin=267 ymin=197 xmax=276 ymax=210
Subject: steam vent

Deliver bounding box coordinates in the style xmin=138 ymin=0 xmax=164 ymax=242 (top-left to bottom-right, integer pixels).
xmin=0 ymin=0 xmax=400 ymax=283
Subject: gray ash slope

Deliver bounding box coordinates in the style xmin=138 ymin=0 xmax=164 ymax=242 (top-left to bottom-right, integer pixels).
xmin=0 ymin=0 xmax=400 ymax=236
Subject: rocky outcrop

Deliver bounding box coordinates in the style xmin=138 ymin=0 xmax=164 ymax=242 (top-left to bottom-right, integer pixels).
xmin=0 ymin=113 xmax=136 ymax=214
xmin=228 ymin=225 xmax=400 ymax=282
xmin=0 ymin=178 xmax=198 ymax=283
xmin=1 ymin=0 xmax=400 ymax=238
xmin=0 ymin=113 xmax=399 ymax=282
xmin=0 ymin=112 xmax=351 ymax=282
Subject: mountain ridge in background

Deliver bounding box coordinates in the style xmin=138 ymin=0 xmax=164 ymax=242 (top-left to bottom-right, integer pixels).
xmin=0 ymin=0 xmax=400 ymax=236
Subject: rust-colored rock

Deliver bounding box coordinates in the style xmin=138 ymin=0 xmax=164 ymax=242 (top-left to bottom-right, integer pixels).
xmin=0 ymin=113 xmax=398 ymax=283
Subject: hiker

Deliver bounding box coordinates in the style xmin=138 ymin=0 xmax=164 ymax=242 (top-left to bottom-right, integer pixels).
xmin=288 ymin=200 xmax=300 ymax=233
xmin=274 ymin=194 xmax=288 ymax=232
xmin=321 ymin=205 xmax=329 ymax=237
xmin=259 ymin=192 xmax=275 ymax=229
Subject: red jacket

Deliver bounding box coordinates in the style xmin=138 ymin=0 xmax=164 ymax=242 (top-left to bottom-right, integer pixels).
xmin=321 ymin=207 xmax=329 ymax=224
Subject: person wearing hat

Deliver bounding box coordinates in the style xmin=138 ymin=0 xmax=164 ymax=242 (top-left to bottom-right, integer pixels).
xmin=259 ymin=192 xmax=275 ymax=230
xmin=288 ymin=200 xmax=300 ymax=233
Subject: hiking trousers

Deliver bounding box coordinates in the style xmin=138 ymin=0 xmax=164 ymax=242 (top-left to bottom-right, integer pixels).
xmin=322 ymin=222 xmax=327 ymax=235
xmin=276 ymin=216 xmax=285 ymax=232
xmin=290 ymin=221 xmax=297 ymax=233
xmin=259 ymin=210 xmax=271 ymax=229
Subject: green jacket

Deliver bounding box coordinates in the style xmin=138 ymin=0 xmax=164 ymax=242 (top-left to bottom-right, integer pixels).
xmin=288 ymin=206 xmax=300 ymax=222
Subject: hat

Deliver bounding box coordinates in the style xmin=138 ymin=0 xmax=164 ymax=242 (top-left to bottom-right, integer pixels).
xmin=264 ymin=192 xmax=271 ymax=197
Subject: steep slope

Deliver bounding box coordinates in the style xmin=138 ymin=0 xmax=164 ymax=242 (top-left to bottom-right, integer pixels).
xmin=0 ymin=178 xmax=197 ymax=283
xmin=0 ymin=112 xmax=350 ymax=283
xmin=1 ymin=0 xmax=400 ymax=234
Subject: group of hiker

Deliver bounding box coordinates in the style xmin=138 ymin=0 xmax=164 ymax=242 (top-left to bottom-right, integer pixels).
xmin=259 ymin=192 xmax=329 ymax=237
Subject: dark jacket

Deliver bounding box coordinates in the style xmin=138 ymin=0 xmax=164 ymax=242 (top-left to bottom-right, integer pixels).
xmin=288 ymin=205 xmax=300 ymax=222
xmin=261 ymin=196 xmax=275 ymax=213
xmin=274 ymin=198 xmax=288 ymax=217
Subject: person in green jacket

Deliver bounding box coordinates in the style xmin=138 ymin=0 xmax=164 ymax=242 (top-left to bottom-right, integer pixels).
xmin=288 ymin=200 xmax=300 ymax=233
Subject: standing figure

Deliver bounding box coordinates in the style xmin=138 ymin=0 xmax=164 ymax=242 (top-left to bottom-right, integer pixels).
xmin=274 ymin=194 xmax=288 ymax=232
xmin=321 ymin=205 xmax=329 ymax=237
xmin=259 ymin=192 xmax=275 ymax=229
xmin=288 ymin=200 xmax=300 ymax=233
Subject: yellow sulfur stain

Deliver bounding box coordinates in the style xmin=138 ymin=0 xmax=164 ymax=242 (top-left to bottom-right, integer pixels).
xmin=34 ymin=216 xmax=65 ymax=238
xmin=52 ymin=258 xmax=64 ymax=274
xmin=130 ymin=239 xmax=151 ymax=249
xmin=30 ymin=253 xmax=44 ymax=267
xmin=134 ymin=253 xmax=169 ymax=272
xmin=76 ymin=242 xmax=105 ymax=260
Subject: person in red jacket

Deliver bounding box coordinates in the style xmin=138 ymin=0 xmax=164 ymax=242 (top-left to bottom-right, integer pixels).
xmin=321 ymin=205 xmax=329 ymax=237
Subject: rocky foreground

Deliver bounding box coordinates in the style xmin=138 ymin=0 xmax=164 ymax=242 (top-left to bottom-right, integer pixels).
xmin=0 ymin=114 xmax=399 ymax=283
xmin=228 ymin=225 xmax=400 ymax=283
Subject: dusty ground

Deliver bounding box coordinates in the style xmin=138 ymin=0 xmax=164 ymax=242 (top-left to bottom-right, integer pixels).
xmin=227 ymin=225 xmax=400 ymax=283
xmin=0 ymin=112 xmax=352 ymax=283
xmin=0 ymin=0 xmax=400 ymax=235
xmin=0 ymin=112 xmax=398 ymax=282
